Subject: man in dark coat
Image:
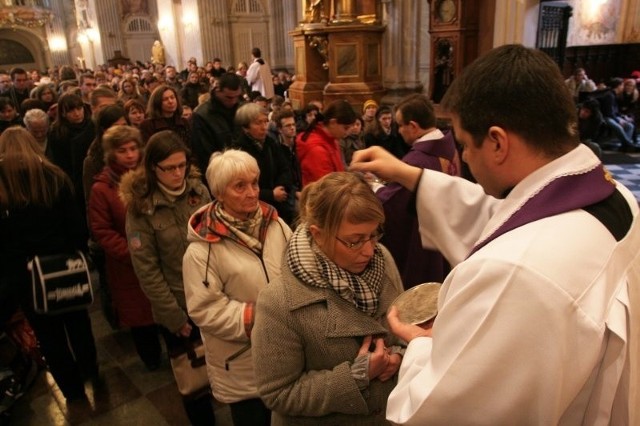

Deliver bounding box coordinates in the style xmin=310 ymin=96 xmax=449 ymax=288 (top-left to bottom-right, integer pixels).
xmin=191 ymin=73 xmax=243 ymax=175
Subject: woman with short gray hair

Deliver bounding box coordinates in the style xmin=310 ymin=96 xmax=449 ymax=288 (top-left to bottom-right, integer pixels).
xmin=184 ymin=149 xmax=292 ymax=426
xmin=23 ymin=108 xmax=51 ymax=157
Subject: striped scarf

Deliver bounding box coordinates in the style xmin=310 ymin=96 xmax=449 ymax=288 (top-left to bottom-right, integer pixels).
xmin=286 ymin=224 xmax=385 ymax=316
xmin=198 ymin=201 xmax=276 ymax=255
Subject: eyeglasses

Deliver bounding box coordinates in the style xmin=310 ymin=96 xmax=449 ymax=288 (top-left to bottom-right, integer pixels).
xmin=156 ymin=162 xmax=188 ymax=173
xmin=335 ymin=228 xmax=384 ymax=250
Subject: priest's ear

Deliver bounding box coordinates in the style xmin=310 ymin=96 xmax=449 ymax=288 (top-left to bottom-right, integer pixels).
xmin=486 ymin=125 xmax=509 ymax=164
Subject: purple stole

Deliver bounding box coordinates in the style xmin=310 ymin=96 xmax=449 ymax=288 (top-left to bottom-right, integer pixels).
xmin=467 ymin=163 xmax=616 ymax=258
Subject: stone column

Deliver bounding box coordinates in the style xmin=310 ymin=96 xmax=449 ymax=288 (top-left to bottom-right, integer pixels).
xmin=46 ymin=0 xmax=72 ymax=66
xmin=93 ymin=0 xmax=123 ymax=63
xmin=181 ymin=0 xmax=203 ymax=63
xmin=493 ymin=0 xmax=530 ymax=46
xmin=198 ymin=0 xmax=231 ymax=64
xmin=268 ymin=0 xmax=289 ymax=70
xmin=156 ymin=0 xmax=179 ymax=66
xmin=380 ymin=0 xmax=423 ymax=105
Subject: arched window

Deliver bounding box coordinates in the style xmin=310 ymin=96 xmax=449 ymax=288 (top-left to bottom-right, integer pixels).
xmin=125 ymin=17 xmax=154 ymax=34
xmin=232 ymin=0 xmax=263 ymax=15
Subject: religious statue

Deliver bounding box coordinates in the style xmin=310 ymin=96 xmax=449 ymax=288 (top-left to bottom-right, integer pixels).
xmin=304 ymin=0 xmax=326 ymax=24
xmin=151 ymin=40 xmax=165 ymax=66
xmin=432 ymin=39 xmax=454 ymax=103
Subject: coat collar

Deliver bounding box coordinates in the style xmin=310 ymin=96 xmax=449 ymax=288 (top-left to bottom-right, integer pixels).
xmin=282 ymin=266 xmax=389 ymax=338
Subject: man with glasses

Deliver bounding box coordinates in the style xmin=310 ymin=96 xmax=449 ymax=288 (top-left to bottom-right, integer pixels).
xmin=191 ymin=72 xmax=244 ymax=177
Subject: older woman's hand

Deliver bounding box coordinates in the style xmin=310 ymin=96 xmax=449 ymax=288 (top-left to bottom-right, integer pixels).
xmin=273 ymin=185 xmax=288 ymax=202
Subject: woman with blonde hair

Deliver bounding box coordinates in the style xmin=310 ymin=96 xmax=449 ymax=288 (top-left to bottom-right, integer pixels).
xmin=0 ymin=127 xmax=98 ymax=402
xmin=252 ymin=171 xmax=404 ymax=425
xmin=117 ymin=76 xmax=145 ymax=104
xmin=88 ymin=125 xmax=161 ymax=370
xmin=184 ymin=149 xmax=291 ymax=426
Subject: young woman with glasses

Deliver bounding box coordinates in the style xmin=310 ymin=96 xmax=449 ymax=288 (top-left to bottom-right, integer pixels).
xmin=251 ymin=171 xmax=404 ymax=425
xmin=121 ymin=130 xmax=215 ymax=425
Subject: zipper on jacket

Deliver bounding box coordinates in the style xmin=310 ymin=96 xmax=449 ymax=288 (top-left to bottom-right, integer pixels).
xmin=224 ymin=343 xmax=251 ymax=370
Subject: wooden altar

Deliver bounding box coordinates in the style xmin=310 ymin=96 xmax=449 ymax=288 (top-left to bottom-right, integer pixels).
xmin=288 ymin=0 xmax=385 ymax=112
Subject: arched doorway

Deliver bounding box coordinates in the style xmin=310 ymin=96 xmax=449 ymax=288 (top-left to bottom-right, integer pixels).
xmin=0 ymin=28 xmax=47 ymax=71
xmin=229 ymin=0 xmax=271 ymax=65
xmin=123 ymin=16 xmax=157 ymax=64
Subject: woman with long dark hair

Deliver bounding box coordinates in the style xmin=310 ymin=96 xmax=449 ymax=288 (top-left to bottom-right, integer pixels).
xmin=31 ymin=84 xmax=58 ymax=117
xmin=0 ymin=127 xmax=98 ymax=402
xmin=48 ymin=92 xmax=96 ymax=248
xmin=139 ymin=85 xmax=191 ymax=147
xmin=295 ymin=99 xmax=357 ymax=186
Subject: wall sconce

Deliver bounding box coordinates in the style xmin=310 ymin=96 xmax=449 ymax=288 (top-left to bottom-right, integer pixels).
xmin=49 ymin=36 xmax=68 ymax=52
xmin=158 ymin=16 xmax=171 ymax=32
xmin=182 ymin=12 xmax=195 ymax=30
xmin=86 ymin=27 xmax=100 ymax=43
xmin=77 ymin=31 xmax=89 ymax=44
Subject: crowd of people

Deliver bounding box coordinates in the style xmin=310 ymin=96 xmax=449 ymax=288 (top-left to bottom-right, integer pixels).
xmin=569 ymin=67 xmax=640 ymax=152
xmin=0 ymin=43 xmax=638 ymax=426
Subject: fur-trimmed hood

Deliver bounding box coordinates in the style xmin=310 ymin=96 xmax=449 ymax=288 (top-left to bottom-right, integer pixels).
xmin=119 ymin=166 xmax=208 ymax=216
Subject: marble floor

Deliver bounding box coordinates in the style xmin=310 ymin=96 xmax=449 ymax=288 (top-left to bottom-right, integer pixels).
xmin=602 ymin=149 xmax=640 ymax=203
xmin=6 ymin=299 xmax=233 ymax=426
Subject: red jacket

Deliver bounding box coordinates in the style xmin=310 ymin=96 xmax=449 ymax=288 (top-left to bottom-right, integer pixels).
xmin=88 ymin=163 xmax=154 ymax=327
xmin=295 ymin=124 xmax=345 ymax=187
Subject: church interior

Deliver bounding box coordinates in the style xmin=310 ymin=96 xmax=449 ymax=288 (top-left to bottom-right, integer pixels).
xmin=0 ymin=0 xmax=638 ymax=106
xmin=1 ymin=0 xmax=640 ymax=425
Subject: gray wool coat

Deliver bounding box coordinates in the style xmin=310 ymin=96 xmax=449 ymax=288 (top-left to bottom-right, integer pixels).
xmin=252 ymin=245 xmax=404 ymax=425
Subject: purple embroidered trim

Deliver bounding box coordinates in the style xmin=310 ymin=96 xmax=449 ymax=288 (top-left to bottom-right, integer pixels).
xmin=467 ymin=164 xmax=615 ymax=258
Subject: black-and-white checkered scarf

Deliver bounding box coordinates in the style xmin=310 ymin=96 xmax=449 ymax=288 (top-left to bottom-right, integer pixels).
xmin=286 ymin=224 xmax=385 ymax=316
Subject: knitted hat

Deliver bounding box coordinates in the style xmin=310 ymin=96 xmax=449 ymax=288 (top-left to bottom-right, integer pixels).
xmin=362 ymin=99 xmax=378 ymax=113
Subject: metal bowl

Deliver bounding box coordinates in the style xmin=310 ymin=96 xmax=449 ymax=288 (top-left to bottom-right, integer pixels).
xmin=391 ymin=282 xmax=441 ymax=325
